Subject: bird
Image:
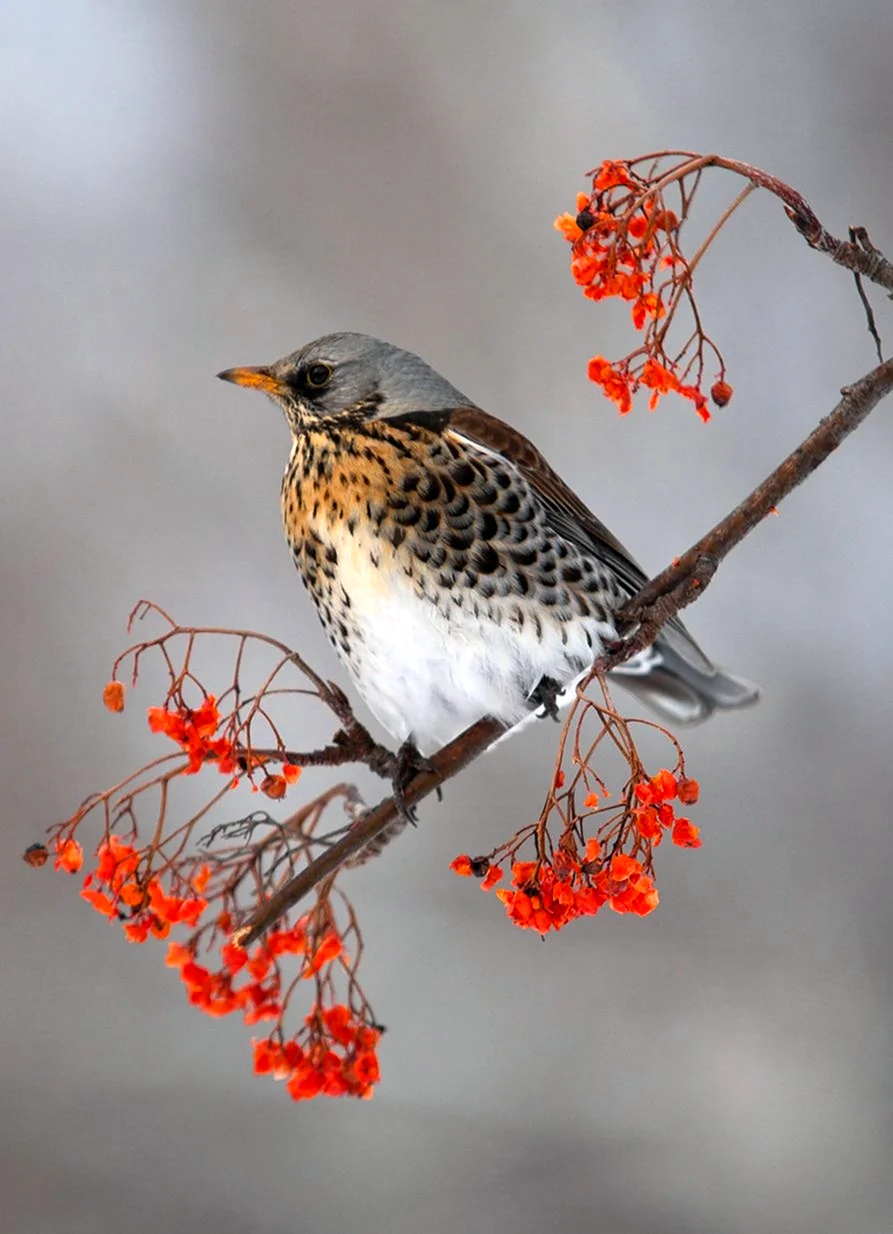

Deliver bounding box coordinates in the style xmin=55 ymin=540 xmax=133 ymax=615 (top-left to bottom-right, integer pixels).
xmin=218 ymin=333 xmax=759 ymax=772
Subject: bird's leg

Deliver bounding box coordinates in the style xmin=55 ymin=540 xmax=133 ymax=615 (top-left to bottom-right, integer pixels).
xmin=528 ymin=675 xmax=564 ymax=722
xmin=391 ymin=739 xmax=439 ymax=825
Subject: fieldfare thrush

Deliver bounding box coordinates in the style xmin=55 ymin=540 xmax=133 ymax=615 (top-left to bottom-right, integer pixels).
xmin=219 ymin=333 xmax=759 ymax=757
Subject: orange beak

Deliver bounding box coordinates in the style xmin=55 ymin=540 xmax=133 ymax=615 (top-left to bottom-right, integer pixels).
xmin=217 ymin=366 xmax=286 ymax=395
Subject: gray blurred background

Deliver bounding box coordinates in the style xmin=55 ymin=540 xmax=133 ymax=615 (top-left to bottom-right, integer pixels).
xmin=3 ymin=2 xmax=893 ymax=1231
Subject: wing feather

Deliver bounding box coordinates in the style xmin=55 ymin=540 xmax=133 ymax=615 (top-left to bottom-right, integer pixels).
xmin=442 ymin=406 xmax=716 ymax=678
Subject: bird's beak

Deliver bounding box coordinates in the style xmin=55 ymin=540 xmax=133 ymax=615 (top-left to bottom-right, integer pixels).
xmin=217 ymin=366 xmax=286 ymax=395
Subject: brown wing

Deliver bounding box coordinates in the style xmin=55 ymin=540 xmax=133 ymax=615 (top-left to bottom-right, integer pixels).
xmin=442 ymin=406 xmax=716 ymax=677
xmin=444 ymin=407 xmax=649 ymax=592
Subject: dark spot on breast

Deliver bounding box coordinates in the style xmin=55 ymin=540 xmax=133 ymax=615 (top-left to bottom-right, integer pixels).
xmin=510 ymin=546 xmax=538 ymax=568
xmin=418 ymin=473 xmax=441 ymax=501
xmin=561 ymin=564 xmax=583 ymax=584
xmin=445 ymin=492 xmax=469 ymax=519
xmin=448 ymin=459 xmax=476 ymax=486
xmin=401 ymin=472 xmax=420 ymax=493
xmin=472 ymin=544 xmax=499 ymax=575
xmin=420 ymin=508 xmax=441 ymax=534
xmin=366 ymin=500 xmax=386 ymax=529
xmin=393 ymin=504 xmax=422 ymax=526
xmin=479 ymin=512 xmax=498 ymax=540
xmin=445 ymin=529 xmax=473 ymax=551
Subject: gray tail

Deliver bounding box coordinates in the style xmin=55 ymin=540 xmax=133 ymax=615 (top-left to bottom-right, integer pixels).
xmin=609 ymin=620 xmax=760 ymax=726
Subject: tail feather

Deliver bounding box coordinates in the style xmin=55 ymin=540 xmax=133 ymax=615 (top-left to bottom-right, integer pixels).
xmin=610 ymin=631 xmax=760 ymax=726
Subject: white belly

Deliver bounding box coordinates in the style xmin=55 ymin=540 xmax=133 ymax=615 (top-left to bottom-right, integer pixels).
xmin=338 ymin=568 xmax=614 ymax=754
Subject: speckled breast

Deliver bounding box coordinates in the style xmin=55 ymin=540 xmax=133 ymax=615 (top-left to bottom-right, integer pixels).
xmin=279 ymin=416 xmax=621 ymax=697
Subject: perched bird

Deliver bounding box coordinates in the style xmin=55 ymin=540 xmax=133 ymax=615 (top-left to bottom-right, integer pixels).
xmin=219 ymin=333 xmax=758 ymax=764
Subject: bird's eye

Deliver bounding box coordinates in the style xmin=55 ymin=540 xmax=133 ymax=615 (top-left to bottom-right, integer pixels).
xmin=304 ymin=362 xmax=333 ymax=390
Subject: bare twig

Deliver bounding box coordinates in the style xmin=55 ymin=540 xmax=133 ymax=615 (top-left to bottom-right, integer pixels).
xmin=233 ymin=718 xmax=505 ymax=947
xmin=849 ymin=227 xmax=885 ymax=363
xmin=620 ymin=355 xmax=893 ymax=630
xmin=630 ymin=152 xmax=893 ymax=293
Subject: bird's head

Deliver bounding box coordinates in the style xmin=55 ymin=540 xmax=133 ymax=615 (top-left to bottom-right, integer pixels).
xmin=218 ymin=332 xmax=471 ymax=434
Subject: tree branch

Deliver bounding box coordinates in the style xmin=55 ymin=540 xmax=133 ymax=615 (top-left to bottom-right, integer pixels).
xmin=649 ymin=154 xmax=893 ymax=293
xmin=234 ymin=354 xmax=893 ymax=946
xmin=232 ymin=717 xmax=506 ymax=947
xmin=622 ymin=355 xmax=893 ymax=629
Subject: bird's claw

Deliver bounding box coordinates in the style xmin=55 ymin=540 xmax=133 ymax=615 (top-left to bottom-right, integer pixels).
xmin=391 ymin=740 xmax=439 ymax=825
xmin=529 ymin=675 xmax=564 ymax=722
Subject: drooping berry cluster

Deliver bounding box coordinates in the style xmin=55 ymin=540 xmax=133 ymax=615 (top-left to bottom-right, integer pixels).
xmin=555 ymin=158 xmax=735 ymax=421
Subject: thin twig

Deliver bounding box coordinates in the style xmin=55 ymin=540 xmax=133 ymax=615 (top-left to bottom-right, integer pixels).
xmin=849 ymin=227 xmax=884 ymax=363
xmin=626 ymin=152 xmax=893 ymax=293
xmin=232 ymin=717 xmax=505 ymax=947
xmin=621 ymin=355 xmax=893 ymax=626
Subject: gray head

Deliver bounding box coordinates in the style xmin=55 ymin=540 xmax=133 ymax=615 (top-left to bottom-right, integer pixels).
xmin=217 ymin=332 xmax=472 ymax=433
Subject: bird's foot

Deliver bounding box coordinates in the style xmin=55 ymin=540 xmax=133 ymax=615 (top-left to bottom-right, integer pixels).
xmin=391 ymin=740 xmax=439 ymax=825
xmin=529 ymin=675 xmax=564 ymax=722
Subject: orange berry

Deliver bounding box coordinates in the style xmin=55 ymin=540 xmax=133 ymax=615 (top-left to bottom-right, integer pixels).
xmin=23 ymin=842 xmax=49 ymax=868
xmin=677 ymin=777 xmax=700 ymax=805
xmin=260 ymin=774 xmax=287 ymax=800
xmin=103 ymin=680 xmax=125 ymax=712
xmin=710 ymin=380 xmax=733 ymax=407
xmin=480 ymin=864 xmax=504 ymax=891
xmin=672 ymin=818 xmax=702 ymax=848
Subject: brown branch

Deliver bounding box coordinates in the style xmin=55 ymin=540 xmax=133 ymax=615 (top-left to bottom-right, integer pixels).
xmin=634 ymin=153 xmax=893 ymax=293
xmin=724 ymin=158 xmax=893 ymax=290
xmin=232 ymin=717 xmax=505 ymax=947
xmin=234 ymin=354 xmax=893 ymax=946
xmin=252 ymin=715 xmax=399 ymax=779
xmin=849 ymin=228 xmax=885 ymax=362
xmin=622 ymin=355 xmax=893 ymax=628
